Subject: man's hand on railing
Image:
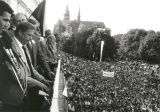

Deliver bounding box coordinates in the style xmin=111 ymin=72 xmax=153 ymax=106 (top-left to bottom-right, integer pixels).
xmin=42 ymin=79 xmax=53 ymax=87
xmin=48 ymin=72 xmax=55 ymax=80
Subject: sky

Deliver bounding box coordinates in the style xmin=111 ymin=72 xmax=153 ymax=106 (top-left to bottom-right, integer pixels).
xmin=44 ymin=0 xmax=160 ymax=36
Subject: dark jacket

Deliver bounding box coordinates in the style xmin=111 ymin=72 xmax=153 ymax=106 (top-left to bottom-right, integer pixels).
xmin=0 ymin=32 xmax=27 ymax=106
xmin=27 ymin=35 xmax=52 ymax=79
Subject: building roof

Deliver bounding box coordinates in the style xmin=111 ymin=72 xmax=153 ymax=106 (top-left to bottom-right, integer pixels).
xmin=54 ymin=5 xmax=106 ymax=34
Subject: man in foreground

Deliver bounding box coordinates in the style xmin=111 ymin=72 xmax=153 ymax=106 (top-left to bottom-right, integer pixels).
xmin=13 ymin=13 xmax=55 ymax=80
xmin=0 ymin=1 xmax=27 ymax=111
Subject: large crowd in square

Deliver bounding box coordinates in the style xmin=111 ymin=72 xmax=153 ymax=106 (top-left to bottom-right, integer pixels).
xmin=61 ymin=52 xmax=160 ymax=112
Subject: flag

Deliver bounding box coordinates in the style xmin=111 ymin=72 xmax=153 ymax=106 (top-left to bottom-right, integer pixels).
xmin=102 ymin=71 xmax=114 ymax=77
xmin=62 ymin=84 xmax=68 ymax=97
xmin=100 ymin=41 xmax=104 ymax=62
xmin=30 ymin=0 xmax=46 ymax=36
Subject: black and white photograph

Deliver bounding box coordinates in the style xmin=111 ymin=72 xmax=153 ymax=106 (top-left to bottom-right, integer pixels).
xmin=0 ymin=0 xmax=160 ymax=112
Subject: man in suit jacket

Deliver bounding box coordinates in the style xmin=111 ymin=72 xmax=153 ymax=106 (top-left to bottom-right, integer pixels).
xmin=14 ymin=22 xmax=51 ymax=88
xmin=14 ymin=21 xmax=53 ymax=111
xmin=0 ymin=1 xmax=28 ymax=111
xmin=13 ymin=14 xmax=55 ymax=80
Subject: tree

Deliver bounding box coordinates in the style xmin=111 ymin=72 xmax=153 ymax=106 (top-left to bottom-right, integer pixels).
xmin=61 ymin=27 xmax=117 ymax=61
xmin=57 ymin=20 xmax=66 ymax=33
xmin=139 ymin=30 xmax=160 ymax=63
xmin=61 ymin=36 xmax=72 ymax=53
xmin=87 ymin=28 xmax=117 ymax=60
xmin=112 ymin=34 xmax=123 ymax=43
xmin=61 ymin=28 xmax=95 ymax=59
xmin=118 ymin=29 xmax=147 ymax=59
xmin=74 ymin=28 xmax=94 ymax=58
xmin=78 ymin=23 xmax=87 ymax=33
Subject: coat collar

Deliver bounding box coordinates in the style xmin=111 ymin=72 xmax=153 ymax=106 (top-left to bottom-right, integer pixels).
xmin=12 ymin=37 xmax=27 ymax=64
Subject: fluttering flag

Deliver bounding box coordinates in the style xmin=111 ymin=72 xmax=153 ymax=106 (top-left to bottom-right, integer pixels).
xmin=102 ymin=70 xmax=114 ymax=77
xmin=62 ymin=73 xmax=68 ymax=97
xmin=100 ymin=41 xmax=104 ymax=62
xmin=62 ymin=84 xmax=68 ymax=97
xmin=30 ymin=0 xmax=46 ymax=36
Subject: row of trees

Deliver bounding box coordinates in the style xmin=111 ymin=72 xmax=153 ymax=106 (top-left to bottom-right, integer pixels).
xmin=59 ymin=28 xmax=160 ymax=63
xmin=60 ymin=28 xmax=118 ymax=61
xmin=114 ymin=29 xmax=160 ymax=63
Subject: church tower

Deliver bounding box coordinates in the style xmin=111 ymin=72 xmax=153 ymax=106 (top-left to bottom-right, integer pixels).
xmin=77 ymin=7 xmax=81 ymax=22
xmin=64 ymin=5 xmax=70 ymax=20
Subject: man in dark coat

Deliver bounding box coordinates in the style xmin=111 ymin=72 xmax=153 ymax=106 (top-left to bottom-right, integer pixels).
xmin=0 ymin=2 xmax=25 ymax=111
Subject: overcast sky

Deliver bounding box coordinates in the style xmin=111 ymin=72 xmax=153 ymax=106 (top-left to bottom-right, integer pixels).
xmin=45 ymin=0 xmax=160 ymax=36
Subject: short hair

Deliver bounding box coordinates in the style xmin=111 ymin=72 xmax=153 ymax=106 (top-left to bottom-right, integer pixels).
xmin=45 ymin=29 xmax=52 ymax=37
xmin=15 ymin=22 xmax=35 ymax=37
xmin=45 ymin=29 xmax=52 ymax=33
xmin=28 ymin=18 xmax=39 ymax=26
xmin=28 ymin=18 xmax=40 ymax=31
xmin=0 ymin=1 xmax=14 ymax=15
xmin=13 ymin=13 xmax=28 ymax=24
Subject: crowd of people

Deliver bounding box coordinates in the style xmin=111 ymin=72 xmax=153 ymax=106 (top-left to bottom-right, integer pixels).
xmin=0 ymin=1 xmax=58 ymax=111
xmin=60 ymin=52 xmax=160 ymax=112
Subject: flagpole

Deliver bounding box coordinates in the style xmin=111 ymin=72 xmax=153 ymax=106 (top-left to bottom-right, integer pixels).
xmin=100 ymin=41 xmax=104 ymax=62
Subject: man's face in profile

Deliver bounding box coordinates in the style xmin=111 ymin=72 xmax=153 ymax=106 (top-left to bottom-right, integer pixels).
xmin=0 ymin=11 xmax=11 ymax=33
xmin=19 ymin=29 xmax=35 ymax=45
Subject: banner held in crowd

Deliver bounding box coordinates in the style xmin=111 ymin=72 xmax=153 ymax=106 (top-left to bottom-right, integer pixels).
xmin=30 ymin=0 xmax=46 ymax=36
xmin=102 ymin=70 xmax=114 ymax=77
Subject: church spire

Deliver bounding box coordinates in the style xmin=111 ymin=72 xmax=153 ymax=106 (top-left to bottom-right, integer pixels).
xmin=64 ymin=5 xmax=70 ymax=20
xmin=77 ymin=7 xmax=80 ymax=22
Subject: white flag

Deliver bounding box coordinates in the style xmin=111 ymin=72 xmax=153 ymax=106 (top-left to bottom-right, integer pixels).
xmin=100 ymin=41 xmax=104 ymax=62
xmin=102 ymin=71 xmax=114 ymax=77
xmin=62 ymin=84 xmax=68 ymax=97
